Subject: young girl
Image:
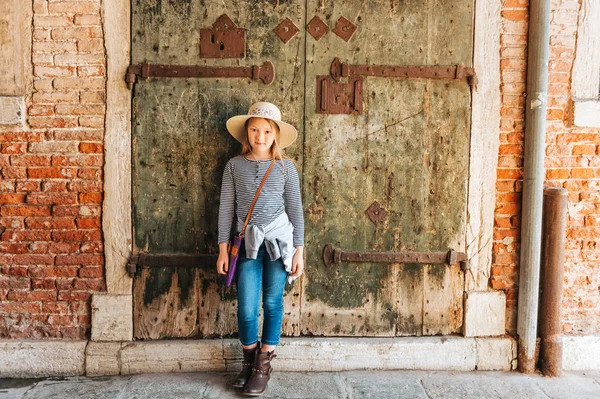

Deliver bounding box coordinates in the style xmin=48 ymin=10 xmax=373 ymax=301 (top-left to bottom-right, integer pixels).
xmin=216 ymin=102 xmax=304 ymax=396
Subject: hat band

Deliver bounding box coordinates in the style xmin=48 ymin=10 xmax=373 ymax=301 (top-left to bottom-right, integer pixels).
xmin=248 ymin=107 xmax=281 ymax=121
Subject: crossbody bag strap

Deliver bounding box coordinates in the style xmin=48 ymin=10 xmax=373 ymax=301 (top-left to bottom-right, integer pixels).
xmin=240 ymin=160 xmax=276 ymax=236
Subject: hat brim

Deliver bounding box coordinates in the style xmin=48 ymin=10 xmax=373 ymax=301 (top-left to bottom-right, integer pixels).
xmin=226 ymin=115 xmax=298 ymax=149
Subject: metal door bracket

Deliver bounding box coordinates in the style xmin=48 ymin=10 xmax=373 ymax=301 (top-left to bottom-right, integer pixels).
xmin=307 ymin=16 xmax=328 ymax=41
xmin=273 ymin=17 xmax=300 ymax=44
xmin=365 ymin=201 xmax=388 ymax=225
xmin=322 ymin=244 xmax=467 ymax=267
xmin=332 ymin=16 xmax=357 ymax=42
xmin=125 ymin=61 xmax=274 ymax=89
xmin=316 ymin=75 xmax=363 ymax=114
xmin=127 ymin=253 xmax=218 ymax=277
xmin=126 ymin=254 xmax=139 ymax=277
xmin=199 ymin=14 xmax=245 ymax=59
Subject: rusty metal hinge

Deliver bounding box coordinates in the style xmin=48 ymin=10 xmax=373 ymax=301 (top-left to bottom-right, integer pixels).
xmin=125 ymin=61 xmax=274 ymax=89
xmin=317 ymin=57 xmax=477 ymax=114
xmin=330 ymin=57 xmax=477 ymax=86
xmin=126 ymin=253 xmax=218 ymax=277
xmin=322 ymin=244 xmax=467 ymax=267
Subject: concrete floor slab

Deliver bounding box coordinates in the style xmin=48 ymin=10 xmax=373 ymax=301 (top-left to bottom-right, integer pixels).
xmin=420 ymin=372 xmax=550 ymax=399
xmin=1 ymin=371 xmax=599 ymax=399
xmin=341 ymin=371 xmax=428 ymax=399
xmin=534 ymin=372 xmax=600 ymax=399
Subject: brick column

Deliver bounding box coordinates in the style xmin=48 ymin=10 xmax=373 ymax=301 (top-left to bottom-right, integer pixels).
xmin=0 ymin=0 xmax=106 ymax=339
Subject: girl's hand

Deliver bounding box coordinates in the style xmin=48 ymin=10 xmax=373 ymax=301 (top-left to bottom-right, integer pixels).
xmin=216 ymin=242 xmax=229 ymax=275
xmin=291 ymin=246 xmax=304 ymax=277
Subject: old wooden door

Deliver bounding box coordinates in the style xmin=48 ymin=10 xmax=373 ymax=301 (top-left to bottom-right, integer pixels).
xmin=131 ymin=0 xmax=473 ymax=339
xmin=301 ymin=1 xmax=473 ymax=336
xmin=131 ymin=0 xmax=305 ymax=338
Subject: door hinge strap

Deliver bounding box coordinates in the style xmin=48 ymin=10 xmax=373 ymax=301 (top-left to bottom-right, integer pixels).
xmin=126 ymin=253 xmax=218 ymax=277
xmin=125 ymin=61 xmax=274 ymax=89
xmin=322 ymin=244 xmax=467 ymax=267
xmin=330 ymin=57 xmax=477 ymax=87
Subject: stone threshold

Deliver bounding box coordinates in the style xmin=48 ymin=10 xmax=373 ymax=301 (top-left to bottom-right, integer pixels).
xmin=2 ymin=336 xmax=520 ymax=378
xmin=5 ymin=336 xmax=598 ymax=378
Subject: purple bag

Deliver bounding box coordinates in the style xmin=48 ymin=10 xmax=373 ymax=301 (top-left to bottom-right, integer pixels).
xmin=224 ymin=234 xmax=243 ymax=287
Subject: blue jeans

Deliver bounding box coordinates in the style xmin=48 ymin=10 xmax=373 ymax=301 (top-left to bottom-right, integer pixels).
xmin=235 ymin=242 xmax=288 ymax=346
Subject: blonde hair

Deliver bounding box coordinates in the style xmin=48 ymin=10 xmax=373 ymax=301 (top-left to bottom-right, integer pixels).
xmin=240 ymin=117 xmax=285 ymax=161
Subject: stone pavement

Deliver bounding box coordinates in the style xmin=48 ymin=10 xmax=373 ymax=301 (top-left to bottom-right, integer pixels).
xmin=1 ymin=370 xmax=599 ymax=399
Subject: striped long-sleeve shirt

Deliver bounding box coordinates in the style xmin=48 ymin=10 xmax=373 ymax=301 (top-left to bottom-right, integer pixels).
xmin=218 ymin=155 xmax=304 ymax=247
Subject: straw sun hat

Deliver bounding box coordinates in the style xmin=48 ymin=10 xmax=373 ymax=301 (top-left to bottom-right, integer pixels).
xmin=226 ymin=102 xmax=298 ymax=149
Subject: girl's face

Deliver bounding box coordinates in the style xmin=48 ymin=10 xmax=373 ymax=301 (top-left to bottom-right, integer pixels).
xmin=247 ymin=117 xmax=276 ymax=157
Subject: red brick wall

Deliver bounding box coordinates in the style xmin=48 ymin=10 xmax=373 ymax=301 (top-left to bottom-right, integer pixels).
xmin=494 ymin=0 xmax=600 ymax=335
xmin=0 ymin=0 xmax=106 ymax=339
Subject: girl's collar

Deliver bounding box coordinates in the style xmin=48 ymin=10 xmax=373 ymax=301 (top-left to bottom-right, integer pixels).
xmin=243 ymin=154 xmax=273 ymax=163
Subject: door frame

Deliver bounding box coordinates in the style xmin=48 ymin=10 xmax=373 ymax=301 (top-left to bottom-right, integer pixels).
xmin=95 ymin=0 xmax=502 ymax=340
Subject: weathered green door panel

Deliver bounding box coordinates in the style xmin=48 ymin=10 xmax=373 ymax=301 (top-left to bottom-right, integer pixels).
xmin=301 ymin=0 xmax=473 ymax=336
xmin=132 ymin=79 xmax=237 ymax=254
xmin=132 ymin=0 xmax=305 ymax=339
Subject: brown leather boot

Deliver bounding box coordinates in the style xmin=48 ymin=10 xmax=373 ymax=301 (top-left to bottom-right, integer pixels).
xmin=232 ymin=345 xmax=258 ymax=388
xmin=242 ymin=349 xmax=276 ymax=396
